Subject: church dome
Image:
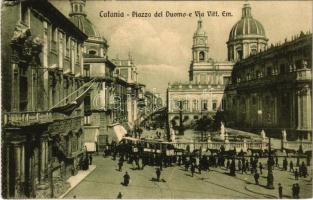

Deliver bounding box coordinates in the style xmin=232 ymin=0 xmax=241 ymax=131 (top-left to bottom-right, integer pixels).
xmin=70 ymin=16 xmax=101 ymax=38
xmin=229 ymin=3 xmax=266 ymax=41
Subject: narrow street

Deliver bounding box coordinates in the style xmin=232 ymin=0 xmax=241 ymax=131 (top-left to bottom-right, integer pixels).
xmin=65 ymin=155 xmax=312 ymax=199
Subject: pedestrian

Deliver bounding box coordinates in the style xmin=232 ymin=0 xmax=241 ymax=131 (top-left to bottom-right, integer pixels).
xmin=117 ymin=192 xmax=122 ymax=199
xmin=242 ymin=162 xmax=246 ymax=174
xmin=230 ymin=159 xmax=236 ymax=176
xmin=238 ymin=160 xmax=242 ymax=172
xmin=118 ymin=160 xmax=123 ymax=171
xmin=295 ymin=183 xmax=300 ymax=198
xmin=292 ymin=184 xmax=296 ymax=198
xmin=156 ymin=168 xmax=161 ymax=181
xmin=290 ymin=160 xmax=294 ymax=172
xmin=139 ymin=157 xmax=143 ymax=170
xmin=245 ymin=161 xmax=249 ymax=174
xmin=89 ymin=154 xmax=93 ymax=165
xmin=123 ymin=172 xmax=130 ymax=186
xmin=226 ymin=159 xmax=230 ymax=169
xmin=283 ymin=157 xmax=288 ymax=171
xmin=254 ymin=171 xmax=260 ymax=185
xmin=301 ymin=161 xmax=307 ymax=178
xmin=294 ymin=168 xmax=299 ymax=180
xmin=191 ymin=164 xmax=195 ymax=177
xmin=275 ymin=156 xmax=279 ymax=168
xmin=185 ymin=160 xmax=189 ymax=171
xmin=259 ymin=162 xmax=263 ymax=175
xmin=278 ymin=183 xmax=283 ymax=199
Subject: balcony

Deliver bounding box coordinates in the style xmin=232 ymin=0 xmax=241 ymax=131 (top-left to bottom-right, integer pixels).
xmin=2 ymin=111 xmax=53 ymax=127
xmin=2 ymin=109 xmax=84 ymax=127
xmin=296 ymin=68 xmax=312 ymax=81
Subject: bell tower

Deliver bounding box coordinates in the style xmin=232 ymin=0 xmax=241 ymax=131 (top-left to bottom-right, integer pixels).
xmin=69 ymin=0 xmax=86 ymax=17
xmin=192 ymin=18 xmax=209 ymax=63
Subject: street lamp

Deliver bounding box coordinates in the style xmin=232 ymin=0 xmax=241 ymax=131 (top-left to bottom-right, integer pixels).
xmin=178 ymin=100 xmax=184 ymax=135
xmin=266 ymin=137 xmax=274 ymax=189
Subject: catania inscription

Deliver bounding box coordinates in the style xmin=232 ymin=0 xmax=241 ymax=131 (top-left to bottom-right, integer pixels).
xmin=99 ymin=11 xmax=233 ymax=18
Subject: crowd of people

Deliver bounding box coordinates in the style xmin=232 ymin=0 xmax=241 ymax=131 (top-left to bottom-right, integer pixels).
xmin=101 ymin=135 xmax=310 ymax=198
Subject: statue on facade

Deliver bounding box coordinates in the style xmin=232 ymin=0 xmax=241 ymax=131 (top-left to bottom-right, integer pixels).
xmin=261 ymin=129 xmax=266 ymax=140
xmin=220 ymin=122 xmax=225 ymax=140
xmin=282 ymin=129 xmax=287 ymax=142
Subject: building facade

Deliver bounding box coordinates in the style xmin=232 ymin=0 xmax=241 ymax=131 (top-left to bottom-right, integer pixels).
xmin=68 ymin=0 xmax=117 ymax=152
xmin=112 ymin=57 xmax=144 ymax=130
xmin=223 ymin=3 xmax=312 ymax=139
xmin=167 ymin=18 xmax=233 ymax=127
xmin=2 ymin=0 xmax=88 ymax=198
xmin=167 ymin=3 xmax=312 ymax=140
xmin=225 ymin=32 xmax=312 ymax=139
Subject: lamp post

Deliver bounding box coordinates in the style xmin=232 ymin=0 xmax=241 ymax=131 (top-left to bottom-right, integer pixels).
xmin=178 ymin=100 xmax=184 ymax=135
xmin=266 ymin=137 xmax=274 ymax=189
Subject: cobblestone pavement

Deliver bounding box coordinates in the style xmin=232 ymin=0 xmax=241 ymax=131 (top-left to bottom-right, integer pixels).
xmin=64 ymin=155 xmax=312 ymax=199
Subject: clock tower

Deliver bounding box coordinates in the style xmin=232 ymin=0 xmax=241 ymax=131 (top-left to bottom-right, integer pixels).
xmin=192 ymin=18 xmax=209 ymax=63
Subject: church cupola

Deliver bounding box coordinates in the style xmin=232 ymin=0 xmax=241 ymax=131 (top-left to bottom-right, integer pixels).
xmin=69 ymin=0 xmax=86 ymax=17
xmin=227 ymin=3 xmax=268 ymax=62
xmin=192 ymin=18 xmax=209 ymax=63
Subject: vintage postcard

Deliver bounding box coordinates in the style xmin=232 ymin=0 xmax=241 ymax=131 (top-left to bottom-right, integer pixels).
xmin=1 ymin=0 xmax=312 ymax=199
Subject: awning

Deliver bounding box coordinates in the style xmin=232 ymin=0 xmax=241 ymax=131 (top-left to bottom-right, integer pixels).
xmin=84 ymin=142 xmax=96 ymax=152
xmin=113 ymin=124 xmax=127 ymax=142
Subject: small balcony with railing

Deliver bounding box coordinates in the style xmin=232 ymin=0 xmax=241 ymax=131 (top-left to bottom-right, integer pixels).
xmin=2 ymin=111 xmax=53 ymax=127
xmin=2 ymin=109 xmax=83 ymax=127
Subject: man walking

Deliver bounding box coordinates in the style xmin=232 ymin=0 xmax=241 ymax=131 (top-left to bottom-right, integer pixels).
xmin=89 ymin=154 xmax=93 ymax=165
xmin=278 ymin=183 xmax=283 ymax=198
xmin=283 ymin=157 xmax=288 ymax=171
xmin=118 ymin=160 xmax=123 ymax=171
xmin=290 ymin=160 xmax=294 ymax=172
xmin=254 ymin=171 xmax=260 ymax=185
xmin=295 ymin=169 xmax=299 ymax=180
xmin=191 ymin=164 xmax=195 ymax=177
xmin=156 ymin=168 xmax=161 ymax=182
xmin=259 ymin=162 xmax=263 ymax=175
xmin=123 ymin=172 xmax=130 ymax=186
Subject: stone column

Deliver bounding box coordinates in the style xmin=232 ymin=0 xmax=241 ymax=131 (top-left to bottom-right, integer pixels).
xmin=297 ymin=90 xmax=303 ymax=130
xmin=40 ymin=137 xmax=48 ymax=182
xmin=12 ymin=141 xmax=24 ymax=198
xmin=304 ymin=88 xmax=312 ymax=130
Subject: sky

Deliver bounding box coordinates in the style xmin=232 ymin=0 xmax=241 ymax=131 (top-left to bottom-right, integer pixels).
xmin=52 ymin=0 xmax=312 ymax=98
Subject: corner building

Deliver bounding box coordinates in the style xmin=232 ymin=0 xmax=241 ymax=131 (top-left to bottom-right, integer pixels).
xmin=1 ymin=0 xmax=88 ymax=198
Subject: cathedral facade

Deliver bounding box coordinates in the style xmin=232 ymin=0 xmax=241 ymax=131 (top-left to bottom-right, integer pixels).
xmin=167 ymin=19 xmax=233 ymax=127
xmin=167 ymin=3 xmax=312 ymax=140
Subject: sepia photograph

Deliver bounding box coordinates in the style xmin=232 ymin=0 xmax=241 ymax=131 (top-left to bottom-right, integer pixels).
xmin=1 ymin=0 xmax=312 ymax=199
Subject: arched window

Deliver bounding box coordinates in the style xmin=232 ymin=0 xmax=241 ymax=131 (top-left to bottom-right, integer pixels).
xmin=199 ymin=51 xmax=205 ymax=61
xmin=75 ymin=5 xmax=78 ymax=12
xmin=250 ymin=45 xmax=257 ymax=55
xmin=80 ymin=5 xmax=83 ymax=12
xmin=237 ymin=48 xmax=243 ymax=60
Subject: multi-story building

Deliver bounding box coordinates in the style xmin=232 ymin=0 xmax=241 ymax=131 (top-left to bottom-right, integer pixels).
xmin=1 ymin=0 xmax=88 ymax=198
xmin=68 ymin=0 xmax=117 ymax=152
xmin=112 ymin=57 xmax=144 ymax=130
xmin=225 ymin=32 xmax=312 ymax=139
xmin=167 ymin=19 xmax=233 ymax=127
xmin=223 ymin=3 xmax=312 ymax=140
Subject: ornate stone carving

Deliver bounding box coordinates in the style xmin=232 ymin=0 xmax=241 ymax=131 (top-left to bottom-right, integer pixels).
xmin=11 ymin=23 xmax=43 ymax=65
